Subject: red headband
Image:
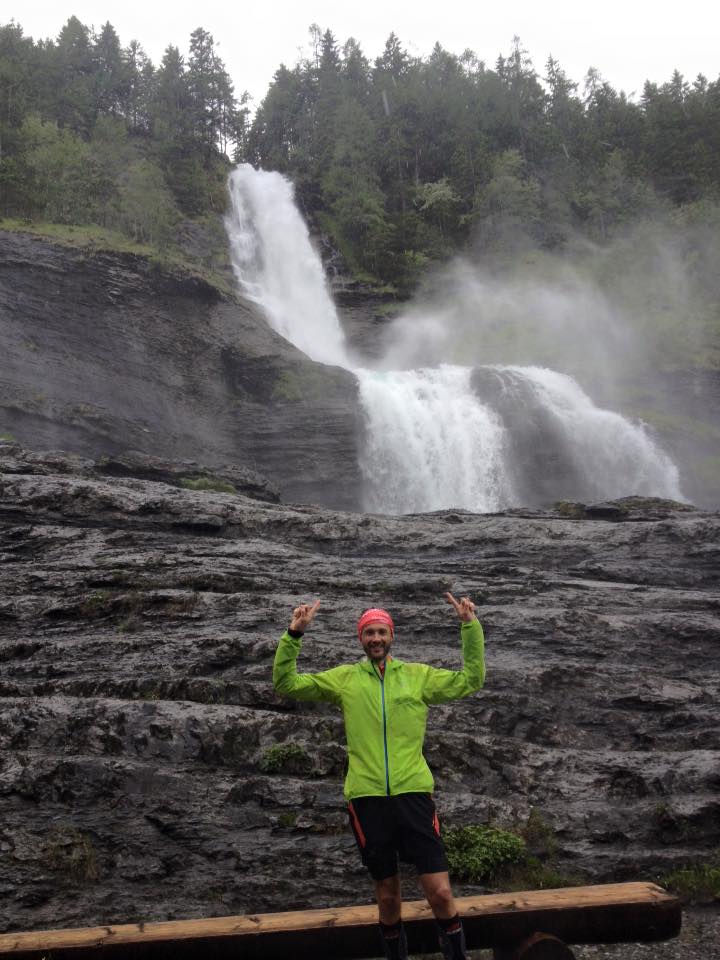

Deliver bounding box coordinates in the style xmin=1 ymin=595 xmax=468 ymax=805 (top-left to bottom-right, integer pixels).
xmin=357 ymin=608 xmax=394 ymax=638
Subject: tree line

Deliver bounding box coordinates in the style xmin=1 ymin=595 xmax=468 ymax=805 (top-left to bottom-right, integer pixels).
xmin=1 ymin=19 xmax=719 ymax=286
xmin=247 ymin=29 xmax=720 ymax=287
xmin=0 ymin=17 xmax=247 ymax=247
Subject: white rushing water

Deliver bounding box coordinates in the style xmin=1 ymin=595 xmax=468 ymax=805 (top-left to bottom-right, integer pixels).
xmin=225 ymin=164 xmax=684 ymax=513
xmin=357 ymin=366 xmax=514 ymax=514
xmin=226 ymin=166 xmax=347 ymax=366
xmin=497 ymin=366 xmax=683 ymax=502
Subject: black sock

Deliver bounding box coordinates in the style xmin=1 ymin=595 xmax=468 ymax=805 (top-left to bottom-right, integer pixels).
xmin=379 ymin=921 xmax=407 ymax=960
xmin=436 ymin=915 xmax=467 ymax=960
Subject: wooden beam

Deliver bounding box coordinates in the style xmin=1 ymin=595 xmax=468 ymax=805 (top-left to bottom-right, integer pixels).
xmin=0 ymin=883 xmax=681 ymax=960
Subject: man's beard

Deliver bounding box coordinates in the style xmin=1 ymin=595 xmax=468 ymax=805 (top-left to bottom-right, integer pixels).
xmin=364 ymin=641 xmax=391 ymax=661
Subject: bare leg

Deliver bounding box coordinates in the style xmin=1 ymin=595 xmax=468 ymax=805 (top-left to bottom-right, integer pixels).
xmin=374 ymin=873 xmax=402 ymax=925
xmin=418 ymin=870 xmax=456 ymax=919
xmin=420 ymin=872 xmax=467 ymax=960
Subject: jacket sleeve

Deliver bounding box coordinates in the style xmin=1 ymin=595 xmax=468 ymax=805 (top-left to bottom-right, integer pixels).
xmin=421 ymin=618 xmax=486 ymax=705
xmin=273 ymin=631 xmax=344 ymax=704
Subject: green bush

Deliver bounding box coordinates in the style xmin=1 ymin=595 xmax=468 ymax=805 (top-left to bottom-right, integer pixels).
xmin=259 ymin=742 xmax=311 ymax=775
xmin=443 ymin=824 xmax=525 ymax=884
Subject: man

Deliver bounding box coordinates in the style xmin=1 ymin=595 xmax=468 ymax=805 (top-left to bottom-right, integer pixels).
xmin=273 ymin=592 xmax=485 ymax=960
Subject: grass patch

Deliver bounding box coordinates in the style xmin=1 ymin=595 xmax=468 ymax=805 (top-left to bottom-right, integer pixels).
xmin=78 ymin=589 xmax=113 ymax=618
xmin=271 ymin=367 xmax=346 ymax=402
xmin=1 ymin=217 xmax=158 ymax=254
xmin=0 ymin=218 xmax=236 ymax=298
xmin=554 ymin=500 xmax=587 ymax=518
xmin=659 ymin=858 xmax=720 ymax=904
xmin=44 ymin=827 xmax=99 ymax=883
xmin=259 ymin=742 xmax=311 ymax=775
xmin=277 ymin=812 xmax=298 ymax=829
xmin=180 ymin=476 xmax=236 ymax=495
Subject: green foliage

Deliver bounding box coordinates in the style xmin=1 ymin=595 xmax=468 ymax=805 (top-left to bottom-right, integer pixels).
xmin=79 ymin=589 xmax=112 ymax=618
xmin=179 ymin=476 xmax=236 ymax=494
xmin=0 ymin=17 xmax=245 ymax=263
xmin=115 ymin=159 xmax=180 ymax=248
xmin=259 ymin=742 xmax=311 ymax=774
xmin=500 ymin=858 xmax=577 ymax=892
xmin=470 ymin=149 xmax=542 ymax=248
xmin=659 ymin=857 xmax=720 ymax=903
xmin=278 ymin=812 xmax=298 ymax=828
xmin=444 ymin=813 xmax=577 ymax=891
xmin=3 ymin=16 xmax=720 ymax=295
xmin=443 ymin=824 xmax=526 ymax=884
xmin=21 ymin=115 xmax=115 ymax=224
xmin=245 ymin=29 xmax=720 ymax=287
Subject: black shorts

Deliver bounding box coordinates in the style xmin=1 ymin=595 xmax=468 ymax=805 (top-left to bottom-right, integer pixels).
xmin=347 ymin=793 xmax=449 ymax=881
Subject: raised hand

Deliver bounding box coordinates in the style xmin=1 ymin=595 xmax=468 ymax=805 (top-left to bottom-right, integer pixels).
xmin=445 ymin=592 xmax=476 ymax=622
xmin=290 ymin=599 xmax=321 ymax=633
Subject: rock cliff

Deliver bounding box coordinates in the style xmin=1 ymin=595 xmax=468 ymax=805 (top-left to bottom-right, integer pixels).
xmin=1 ymin=444 xmax=718 ymax=932
xmin=0 ymin=231 xmax=360 ymax=510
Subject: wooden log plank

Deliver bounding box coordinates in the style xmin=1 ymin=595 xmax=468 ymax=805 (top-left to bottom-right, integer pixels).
xmin=0 ymin=882 xmax=681 ymax=960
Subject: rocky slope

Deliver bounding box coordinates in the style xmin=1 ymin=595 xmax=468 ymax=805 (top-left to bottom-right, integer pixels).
xmin=0 ymin=231 xmax=360 ymax=510
xmin=1 ymin=443 xmax=718 ymax=935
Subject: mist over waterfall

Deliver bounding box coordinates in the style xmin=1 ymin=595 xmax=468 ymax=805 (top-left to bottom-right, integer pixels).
xmin=225 ymin=165 xmax=684 ymax=513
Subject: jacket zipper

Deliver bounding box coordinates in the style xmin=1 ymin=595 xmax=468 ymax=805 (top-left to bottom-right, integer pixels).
xmin=374 ymin=665 xmax=391 ymax=796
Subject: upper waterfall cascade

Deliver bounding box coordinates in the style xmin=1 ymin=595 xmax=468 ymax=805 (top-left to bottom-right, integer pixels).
xmin=225 ymin=165 xmax=683 ymax=513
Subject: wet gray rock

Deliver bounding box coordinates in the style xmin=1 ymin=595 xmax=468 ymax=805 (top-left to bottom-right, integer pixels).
xmin=1 ymin=446 xmax=718 ymax=936
xmin=0 ymin=231 xmax=360 ymax=509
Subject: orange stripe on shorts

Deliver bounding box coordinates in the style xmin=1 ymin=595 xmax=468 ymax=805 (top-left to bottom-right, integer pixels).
xmin=348 ymin=801 xmax=367 ymax=848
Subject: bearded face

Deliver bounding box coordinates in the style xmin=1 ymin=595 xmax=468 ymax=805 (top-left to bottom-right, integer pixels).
xmin=360 ymin=623 xmax=393 ymax=662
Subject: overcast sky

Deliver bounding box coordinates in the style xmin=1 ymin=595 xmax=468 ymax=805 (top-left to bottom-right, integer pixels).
xmin=11 ymin=0 xmax=720 ymax=106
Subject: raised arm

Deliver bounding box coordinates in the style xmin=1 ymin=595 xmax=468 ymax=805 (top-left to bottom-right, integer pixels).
xmin=273 ymin=600 xmax=345 ymax=703
xmin=422 ymin=593 xmax=486 ymax=705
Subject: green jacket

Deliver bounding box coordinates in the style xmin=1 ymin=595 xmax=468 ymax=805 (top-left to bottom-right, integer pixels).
xmin=273 ymin=619 xmax=485 ymax=800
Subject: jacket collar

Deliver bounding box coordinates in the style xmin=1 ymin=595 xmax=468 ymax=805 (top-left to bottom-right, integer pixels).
xmin=359 ymin=655 xmax=399 ymax=674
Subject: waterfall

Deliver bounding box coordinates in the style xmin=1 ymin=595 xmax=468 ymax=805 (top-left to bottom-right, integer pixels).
xmin=225 ymin=164 xmax=684 ymax=513
xmin=497 ymin=366 xmax=682 ymax=502
xmin=357 ymin=366 xmax=514 ymax=514
xmin=225 ymin=166 xmax=347 ymax=367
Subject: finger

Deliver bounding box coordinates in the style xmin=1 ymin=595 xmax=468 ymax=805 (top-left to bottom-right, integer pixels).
xmin=445 ymin=591 xmax=460 ymax=610
xmin=309 ymin=599 xmax=321 ymax=615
